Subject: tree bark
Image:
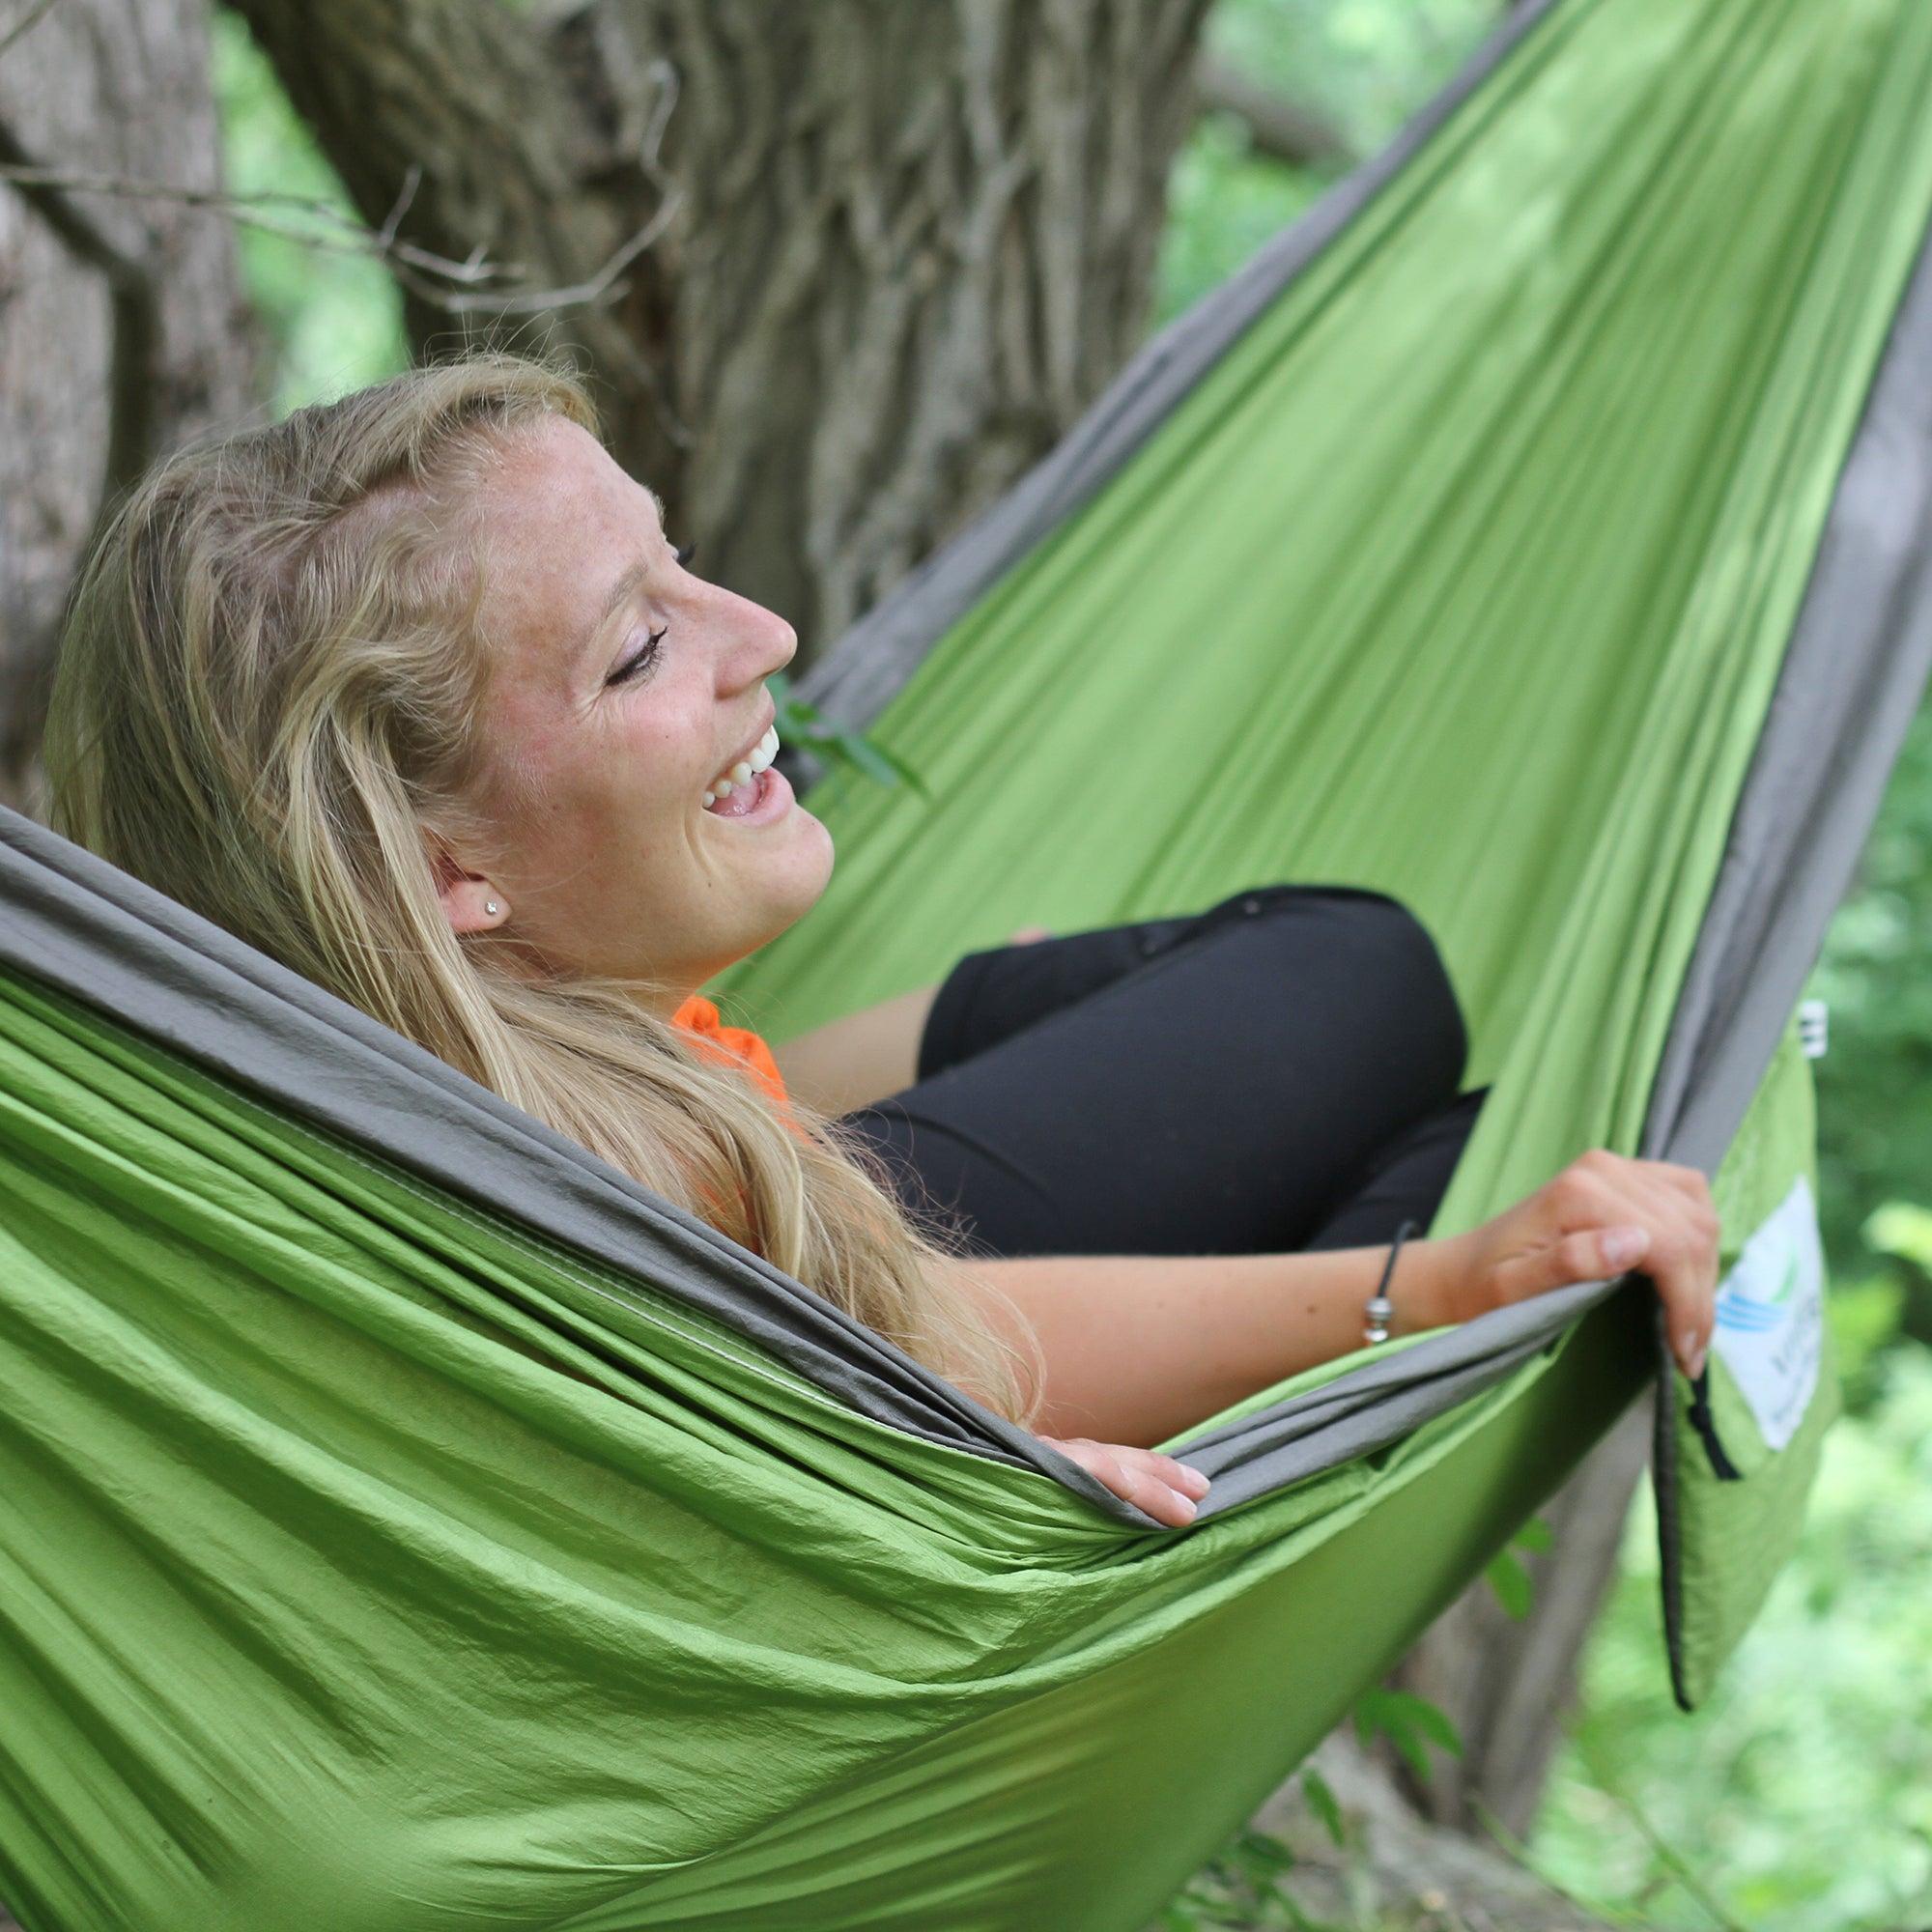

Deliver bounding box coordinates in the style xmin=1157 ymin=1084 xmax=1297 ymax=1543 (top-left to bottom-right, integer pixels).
xmin=229 ymin=0 xmax=1212 ymax=658
xmin=0 ymin=0 xmax=250 ymax=809
xmin=1193 ymin=51 xmax=1350 ymax=169
xmin=1245 ymin=1731 xmax=1618 ymax=1931
xmin=1389 ymin=1399 xmax=1652 ymax=1840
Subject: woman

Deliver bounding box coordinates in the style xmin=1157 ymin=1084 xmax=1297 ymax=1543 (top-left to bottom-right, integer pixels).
xmin=45 ymin=356 xmax=1719 ymax=1527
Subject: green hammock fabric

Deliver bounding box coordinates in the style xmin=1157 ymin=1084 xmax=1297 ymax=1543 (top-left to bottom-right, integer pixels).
xmin=1 ymin=0 xmax=1928 ymax=1927
xmin=724 ymin=0 xmax=1932 ymax=1249
xmin=0 ymin=959 xmax=1651 ymax=1932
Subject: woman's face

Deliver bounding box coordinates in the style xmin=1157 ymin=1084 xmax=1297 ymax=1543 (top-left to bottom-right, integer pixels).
xmin=446 ymin=417 xmax=834 ymax=1004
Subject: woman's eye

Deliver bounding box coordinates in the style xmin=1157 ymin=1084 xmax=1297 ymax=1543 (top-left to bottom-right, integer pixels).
xmin=673 ymin=541 xmax=696 ymax=568
xmin=606 ymin=625 xmax=667 ymax=688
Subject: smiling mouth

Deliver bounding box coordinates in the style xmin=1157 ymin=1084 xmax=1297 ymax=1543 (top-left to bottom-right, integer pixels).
xmin=703 ymin=724 xmax=781 ymax=815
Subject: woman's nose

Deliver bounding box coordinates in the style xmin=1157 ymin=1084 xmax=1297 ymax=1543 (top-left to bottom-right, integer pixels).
xmin=712 ymin=585 xmax=797 ymax=691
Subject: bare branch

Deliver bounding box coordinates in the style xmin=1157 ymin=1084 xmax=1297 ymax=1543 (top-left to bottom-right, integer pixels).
xmin=372 ymin=160 xmax=421 ymax=255
xmin=423 ymin=185 xmax=680 ymax=316
xmin=0 ymin=149 xmax=680 ymax=317
xmin=0 ymin=0 xmax=55 ymax=61
xmin=1193 ymin=52 xmax=1353 ymax=170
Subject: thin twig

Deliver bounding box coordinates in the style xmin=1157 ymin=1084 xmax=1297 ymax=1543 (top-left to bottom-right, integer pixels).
xmin=428 ymin=185 xmax=680 ymax=315
xmin=0 ymin=132 xmax=679 ymax=320
xmin=1472 ymin=1798 xmax=1640 ymax=1930
xmin=0 ymin=0 xmax=55 ymax=61
xmin=372 ymin=161 xmax=421 ymax=255
xmin=0 ymin=165 xmax=508 ymax=283
xmin=1566 ymin=1730 xmax=1750 ymax=1932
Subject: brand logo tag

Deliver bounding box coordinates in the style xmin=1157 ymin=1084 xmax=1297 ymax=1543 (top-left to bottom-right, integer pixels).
xmin=1712 ymin=1176 xmax=1824 ymax=1453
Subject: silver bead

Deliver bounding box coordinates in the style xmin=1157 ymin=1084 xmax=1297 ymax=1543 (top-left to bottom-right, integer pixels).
xmin=485 ymin=900 xmax=499 ymax=918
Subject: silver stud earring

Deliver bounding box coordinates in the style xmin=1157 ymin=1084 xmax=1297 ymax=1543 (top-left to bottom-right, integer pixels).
xmin=484 ymin=899 xmax=500 ymax=918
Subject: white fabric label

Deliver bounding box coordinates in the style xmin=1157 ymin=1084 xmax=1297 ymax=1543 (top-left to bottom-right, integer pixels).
xmin=1711 ymin=1176 xmax=1825 ymax=1453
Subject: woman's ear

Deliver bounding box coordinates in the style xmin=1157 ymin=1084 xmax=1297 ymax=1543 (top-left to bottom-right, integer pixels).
xmin=428 ymin=841 xmax=510 ymax=934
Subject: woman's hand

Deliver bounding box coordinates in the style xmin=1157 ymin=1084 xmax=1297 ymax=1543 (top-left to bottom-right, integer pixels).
xmin=1427 ymin=1151 xmax=1721 ymax=1378
xmin=1040 ymin=1436 xmax=1210 ymax=1526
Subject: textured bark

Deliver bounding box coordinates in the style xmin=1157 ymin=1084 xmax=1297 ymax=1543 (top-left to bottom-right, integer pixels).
xmin=230 ymin=0 xmax=1212 ymax=657
xmin=1245 ymin=1731 xmax=1618 ymax=1931
xmin=1390 ymin=1399 xmax=1653 ymax=1839
xmin=1194 ymin=51 xmax=1350 ymax=168
xmin=0 ymin=0 xmax=249 ymax=808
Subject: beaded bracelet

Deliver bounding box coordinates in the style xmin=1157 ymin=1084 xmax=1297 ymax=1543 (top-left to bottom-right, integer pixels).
xmin=1363 ymin=1219 xmax=1419 ymax=1346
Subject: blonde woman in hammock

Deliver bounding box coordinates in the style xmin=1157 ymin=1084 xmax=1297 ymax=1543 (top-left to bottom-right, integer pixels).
xmin=46 ymin=357 xmax=1719 ymax=1525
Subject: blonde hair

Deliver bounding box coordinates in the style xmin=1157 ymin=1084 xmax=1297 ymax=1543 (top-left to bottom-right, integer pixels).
xmin=44 ymin=355 xmax=1031 ymax=1416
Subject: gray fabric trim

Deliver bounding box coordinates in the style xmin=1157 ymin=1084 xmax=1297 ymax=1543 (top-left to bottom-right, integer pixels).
xmin=1640 ymin=189 xmax=1932 ymax=1703
xmin=0 ymin=803 xmax=1624 ymax=1522
xmin=800 ymin=0 xmax=1569 ymax=730
xmin=1641 ymin=229 xmax=1932 ymax=1176
xmin=5 ymin=0 xmax=1926 ymax=1539
xmin=1178 ymin=1278 xmax=1617 ymax=1502
xmin=0 ymin=810 xmax=1125 ymax=1504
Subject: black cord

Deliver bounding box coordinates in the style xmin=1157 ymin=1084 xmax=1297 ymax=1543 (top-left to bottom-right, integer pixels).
xmin=1364 ymin=1218 xmax=1420 ymax=1344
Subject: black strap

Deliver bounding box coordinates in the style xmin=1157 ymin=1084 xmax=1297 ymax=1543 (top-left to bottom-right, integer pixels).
xmin=1687 ymin=1364 xmax=1743 ymax=1481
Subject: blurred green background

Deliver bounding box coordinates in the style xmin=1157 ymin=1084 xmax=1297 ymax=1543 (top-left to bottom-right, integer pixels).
xmin=213 ymin=3 xmax=1932 ymax=1923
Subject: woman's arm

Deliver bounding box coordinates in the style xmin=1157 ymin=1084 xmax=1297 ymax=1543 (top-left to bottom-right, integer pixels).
xmin=976 ymin=1151 xmax=1719 ymax=1516
xmin=770 ymin=984 xmax=937 ymax=1116
xmin=772 ymin=928 xmax=1052 ymax=1116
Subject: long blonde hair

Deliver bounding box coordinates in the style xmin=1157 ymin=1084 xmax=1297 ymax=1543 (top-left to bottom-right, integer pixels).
xmin=44 ymin=355 xmax=1030 ymax=1416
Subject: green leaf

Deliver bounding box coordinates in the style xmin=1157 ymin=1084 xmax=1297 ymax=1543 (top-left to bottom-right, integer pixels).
xmin=1300 ymin=1766 xmax=1346 ymax=1847
xmin=1514 ymin=1514 xmax=1555 ymax=1554
xmin=765 ymin=673 xmax=927 ymax=796
xmin=1486 ymin=1547 xmax=1534 ymax=1620
xmin=1230 ymin=1828 xmax=1296 ymax=1881
xmin=1353 ymin=1686 xmax=1463 ymax=1783
xmin=1863 ymin=1200 xmax=1932 ymax=1272
xmin=1399 ymin=1690 xmax=1464 ymax=1758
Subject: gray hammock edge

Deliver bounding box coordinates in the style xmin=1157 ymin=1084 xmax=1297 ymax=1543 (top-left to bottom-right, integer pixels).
xmin=3 ymin=0 xmax=1930 ymax=1529
xmin=797 ymin=0 xmax=1570 ymax=732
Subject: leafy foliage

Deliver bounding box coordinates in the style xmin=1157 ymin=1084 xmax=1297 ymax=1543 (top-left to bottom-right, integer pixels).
xmin=1483 ymin=1513 xmax=1552 ymax=1621
xmin=1810 ymin=704 xmax=1932 ymax=1308
xmin=1159 ymin=1827 xmax=1309 ymax=1932
xmin=1353 ymin=1687 xmax=1463 ymax=1784
xmin=1154 ymin=0 xmax=1498 ymax=323
xmin=766 ymin=672 xmax=925 ymax=797
xmin=212 ymin=11 xmax=409 ymax=412
xmin=1537 ymin=1332 xmax=1932 ymax=1931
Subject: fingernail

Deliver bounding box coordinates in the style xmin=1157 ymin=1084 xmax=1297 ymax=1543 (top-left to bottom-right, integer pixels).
xmin=1686 ymin=1340 xmax=1708 ymax=1380
xmin=1169 ymin=1493 xmax=1198 ymax=1525
xmin=1179 ymin=1464 xmax=1211 ymax=1499
xmin=1603 ymin=1226 xmax=1649 ymax=1271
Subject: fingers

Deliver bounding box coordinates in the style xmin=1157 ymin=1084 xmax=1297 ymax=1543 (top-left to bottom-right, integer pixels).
xmin=1477 ymin=1151 xmax=1721 ymax=1380
xmin=1543 ymin=1153 xmax=1720 ymax=1378
xmin=1008 ymin=926 xmax=1052 ymax=946
xmin=1584 ymin=1158 xmax=1719 ymax=1379
xmin=1040 ymin=1436 xmax=1209 ymax=1526
xmin=1492 ymin=1223 xmax=1651 ymax=1303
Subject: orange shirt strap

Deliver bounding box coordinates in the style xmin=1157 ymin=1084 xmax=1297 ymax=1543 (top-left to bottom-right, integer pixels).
xmin=671 ymin=996 xmax=788 ymax=1108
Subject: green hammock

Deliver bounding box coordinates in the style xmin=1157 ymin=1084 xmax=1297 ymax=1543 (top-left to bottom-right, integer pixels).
xmin=4 ymin=0 xmax=1932 ymax=1926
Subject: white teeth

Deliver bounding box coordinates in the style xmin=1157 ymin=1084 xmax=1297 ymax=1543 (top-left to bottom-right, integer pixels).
xmin=703 ymin=725 xmax=781 ymax=806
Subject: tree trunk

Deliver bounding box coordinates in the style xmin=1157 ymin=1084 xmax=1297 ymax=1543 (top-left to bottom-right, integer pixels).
xmin=229 ymin=0 xmax=1212 ymax=658
xmin=1390 ymin=1400 xmax=1652 ymax=1840
xmin=1246 ymin=1730 xmax=1619 ymax=1931
xmin=0 ymin=0 xmax=250 ymax=809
